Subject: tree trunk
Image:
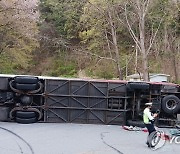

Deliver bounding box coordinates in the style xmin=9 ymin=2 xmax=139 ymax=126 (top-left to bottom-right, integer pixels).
xmin=104 ymin=28 xmax=117 ymax=72
xmin=171 ymin=41 xmax=179 ymax=82
xmin=172 ymin=54 xmax=178 ymax=82
xmin=139 ymin=10 xmax=149 ymax=81
xmin=108 ymin=10 xmax=123 ymax=80
xmin=142 ymin=52 xmax=149 ymax=81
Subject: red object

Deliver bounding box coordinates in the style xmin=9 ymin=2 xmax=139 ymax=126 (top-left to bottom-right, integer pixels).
xmin=122 ymin=126 xmax=131 ymax=130
xmin=142 ymin=128 xmax=148 ymax=132
xmin=161 ymin=134 xmax=170 ymax=140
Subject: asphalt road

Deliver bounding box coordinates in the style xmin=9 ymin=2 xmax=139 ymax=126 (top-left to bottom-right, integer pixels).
xmin=0 ymin=122 xmax=179 ymax=154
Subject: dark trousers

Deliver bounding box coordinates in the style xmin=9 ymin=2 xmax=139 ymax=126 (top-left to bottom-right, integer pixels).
xmin=145 ymin=123 xmax=156 ymax=146
xmin=145 ymin=123 xmax=156 ymax=135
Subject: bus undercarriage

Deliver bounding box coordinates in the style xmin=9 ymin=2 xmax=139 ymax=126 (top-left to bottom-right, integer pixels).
xmin=0 ymin=75 xmax=179 ymax=127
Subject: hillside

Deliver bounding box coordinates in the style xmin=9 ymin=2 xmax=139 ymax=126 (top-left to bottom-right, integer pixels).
xmin=0 ymin=0 xmax=179 ymax=83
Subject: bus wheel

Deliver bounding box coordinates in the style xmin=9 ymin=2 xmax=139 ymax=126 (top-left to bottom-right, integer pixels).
xmin=162 ymin=95 xmax=180 ymax=114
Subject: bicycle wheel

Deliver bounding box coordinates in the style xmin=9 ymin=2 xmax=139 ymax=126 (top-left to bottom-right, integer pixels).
xmin=148 ymin=131 xmax=161 ymax=147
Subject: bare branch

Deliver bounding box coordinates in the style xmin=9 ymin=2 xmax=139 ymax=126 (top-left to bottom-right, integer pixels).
xmin=148 ymin=22 xmax=155 ymax=49
xmin=114 ymin=8 xmax=127 ymax=26
xmin=87 ymin=1 xmax=106 ymax=17
xmin=103 ymin=33 xmax=115 ymax=47
xmin=124 ymin=3 xmax=141 ymax=51
xmin=146 ymin=14 xmax=166 ymax=55
xmin=135 ymin=0 xmax=142 ymax=17
xmin=144 ymin=0 xmax=150 ymax=17
xmin=73 ymin=47 xmax=116 ymax=63
xmin=129 ymin=0 xmax=139 ymax=13
xmin=121 ymin=51 xmax=135 ymax=70
xmin=87 ymin=0 xmax=117 ymax=33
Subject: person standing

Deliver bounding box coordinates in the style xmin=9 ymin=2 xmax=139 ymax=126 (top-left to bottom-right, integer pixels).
xmin=143 ymin=102 xmax=158 ymax=146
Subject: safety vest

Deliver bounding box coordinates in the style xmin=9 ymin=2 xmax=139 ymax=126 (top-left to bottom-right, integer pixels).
xmin=143 ymin=108 xmax=154 ymax=124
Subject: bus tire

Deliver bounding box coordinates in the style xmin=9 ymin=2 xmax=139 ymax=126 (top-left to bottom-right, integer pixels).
xmin=14 ymin=76 xmax=39 ymax=84
xmin=16 ymin=111 xmax=36 ymax=119
xmin=15 ymin=117 xmax=37 ymax=124
xmin=128 ymin=82 xmax=149 ymax=90
xmin=162 ymin=95 xmax=180 ymax=114
xmin=15 ymin=83 xmax=37 ymax=90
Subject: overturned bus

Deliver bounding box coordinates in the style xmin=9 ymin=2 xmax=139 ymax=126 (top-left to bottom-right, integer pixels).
xmin=0 ymin=74 xmax=179 ymax=127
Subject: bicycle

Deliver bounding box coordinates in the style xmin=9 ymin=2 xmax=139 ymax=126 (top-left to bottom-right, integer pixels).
xmin=147 ymin=130 xmax=163 ymax=148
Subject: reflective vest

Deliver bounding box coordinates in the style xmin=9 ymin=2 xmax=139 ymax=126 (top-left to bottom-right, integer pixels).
xmin=143 ymin=108 xmax=154 ymax=124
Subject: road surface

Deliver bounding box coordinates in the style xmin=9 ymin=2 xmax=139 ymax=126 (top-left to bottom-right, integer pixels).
xmin=0 ymin=122 xmax=179 ymax=154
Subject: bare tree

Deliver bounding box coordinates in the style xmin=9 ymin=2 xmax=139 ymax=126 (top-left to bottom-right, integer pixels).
xmin=107 ymin=6 xmax=123 ymax=80
xmin=80 ymin=1 xmax=124 ymax=79
xmin=124 ymin=0 xmax=164 ymax=81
